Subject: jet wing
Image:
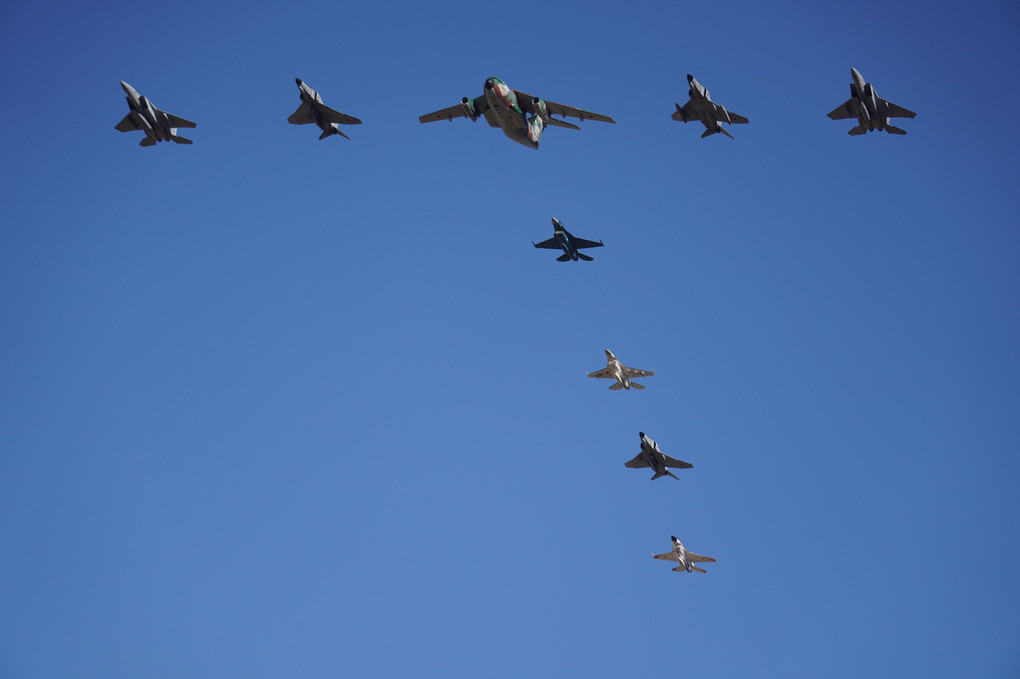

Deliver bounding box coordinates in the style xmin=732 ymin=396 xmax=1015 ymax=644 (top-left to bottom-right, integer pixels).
xmin=288 ymin=102 xmax=315 ymax=125
xmin=653 ymin=551 xmax=680 ymax=561
xmin=881 ymin=98 xmax=916 ymax=119
xmin=320 ymin=104 xmax=362 ymax=126
xmin=714 ymin=105 xmax=748 ymax=124
xmin=686 ymin=552 xmax=716 ymax=563
xmin=662 ymin=454 xmax=693 ymax=469
xmin=162 ymin=111 xmax=196 ymax=129
xmin=624 ymin=453 xmax=650 ymax=469
xmin=573 ymin=237 xmax=604 ymax=250
xmin=827 ymin=99 xmax=856 ymax=120
xmin=114 ymin=114 xmax=143 ymax=132
xmin=419 ymin=96 xmax=489 ymax=123
xmin=533 ymin=237 xmax=560 ymax=249
xmin=587 ymin=367 xmax=614 ymax=379
xmin=622 ymin=366 xmax=654 ymax=378
xmin=516 ymin=92 xmax=615 ymax=123
xmin=671 ymin=101 xmax=696 ymax=123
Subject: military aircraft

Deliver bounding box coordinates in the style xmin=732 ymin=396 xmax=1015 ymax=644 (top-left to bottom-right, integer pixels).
xmin=653 ymin=536 xmax=716 ymax=573
xmin=827 ymin=68 xmax=916 ymax=135
xmin=625 ymin=432 xmax=692 ymax=481
xmin=671 ymin=74 xmax=749 ymax=139
xmin=288 ymin=78 xmax=361 ymax=140
xmin=114 ymin=81 xmax=196 ymax=146
xmin=587 ymin=349 xmax=654 ymax=390
xmin=418 ymin=76 xmax=615 ymax=149
xmin=533 ymin=218 xmax=603 ymax=261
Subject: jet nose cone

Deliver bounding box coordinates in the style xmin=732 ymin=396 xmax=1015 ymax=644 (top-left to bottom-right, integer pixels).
xmin=671 ymin=536 xmax=678 ymax=542
xmin=639 ymin=431 xmax=645 ymax=438
xmin=551 ymin=217 xmax=560 ymax=226
xmin=295 ymin=78 xmax=303 ymax=86
xmin=686 ymin=74 xmax=694 ymax=82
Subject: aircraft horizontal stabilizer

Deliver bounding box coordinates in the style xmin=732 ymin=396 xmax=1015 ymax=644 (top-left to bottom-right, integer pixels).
xmin=629 ymin=382 xmax=644 ymax=390
xmin=171 ymin=135 xmax=193 ymax=144
xmin=885 ymin=125 xmax=907 ymax=135
xmin=556 ymin=253 xmax=571 ymax=262
xmin=577 ymin=253 xmax=594 ymax=262
xmin=848 ymin=125 xmax=867 ymax=136
xmin=139 ymin=137 xmax=156 ymax=147
xmin=609 ymin=383 xmax=624 ymax=390
xmin=691 ymin=565 xmax=707 ymax=573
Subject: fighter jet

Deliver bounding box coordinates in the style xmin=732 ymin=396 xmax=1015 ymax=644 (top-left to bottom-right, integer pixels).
xmin=625 ymin=432 xmax=692 ymax=481
xmin=114 ymin=81 xmax=196 ymax=147
xmin=419 ymin=76 xmax=615 ymax=149
xmin=653 ymin=536 xmax=716 ymax=573
xmin=288 ymin=78 xmax=362 ymax=140
xmin=587 ymin=349 xmax=654 ymax=390
xmin=533 ymin=218 xmax=603 ymax=261
xmin=671 ymin=74 xmax=749 ymax=139
xmin=827 ymin=68 xmax=916 ymax=135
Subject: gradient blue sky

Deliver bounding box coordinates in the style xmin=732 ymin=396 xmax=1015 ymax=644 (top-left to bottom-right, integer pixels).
xmin=2 ymin=1 xmax=1019 ymax=677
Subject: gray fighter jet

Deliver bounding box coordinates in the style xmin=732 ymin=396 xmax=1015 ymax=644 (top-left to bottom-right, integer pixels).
xmin=288 ymin=78 xmax=362 ymax=140
xmin=533 ymin=218 xmax=603 ymax=261
xmin=827 ymin=68 xmax=916 ymax=135
xmin=653 ymin=536 xmax=716 ymax=573
xmin=114 ymin=81 xmax=196 ymax=146
xmin=587 ymin=349 xmax=654 ymax=390
xmin=671 ymin=74 xmax=749 ymax=139
xmin=625 ymin=432 xmax=692 ymax=481
xmin=419 ymin=76 xmax=615 ymax=149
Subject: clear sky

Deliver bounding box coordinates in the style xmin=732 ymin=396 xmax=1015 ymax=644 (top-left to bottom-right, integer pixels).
xmin=2 ymin=1 xmax=1019 ymax=677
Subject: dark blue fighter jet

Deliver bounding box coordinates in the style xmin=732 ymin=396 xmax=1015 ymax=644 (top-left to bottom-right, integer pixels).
xmin=532 ymin=218 xmax=604 ymax=261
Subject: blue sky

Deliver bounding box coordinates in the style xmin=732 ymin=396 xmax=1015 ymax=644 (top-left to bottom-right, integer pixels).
xmin=2 ymin=0 xmax=1019 ymax=677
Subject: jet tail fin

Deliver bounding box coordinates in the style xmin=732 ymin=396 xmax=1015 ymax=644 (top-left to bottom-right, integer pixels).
xmin=171 ymin=135 xmax=193 ymax=144
xmin=665 ymin=470 xmax=680 ymax=481
xmin=609 ymin=383 xmax=625 ymax=390
xmin=719 ymin=127 xmax=734 ymax=139
xmin=577 ymin=253 xmax=594 ymax=262
xmin=319 ymin=126 xmax=350 ymax=140
xmin=700 ymin=128 xmax=715 ymax=138
xmin=691 ymin=565 xmax=707 ymax=574
xmin=556 ymin=253 xmax=571 ymax=262
xmin=629 ymin=382 xmax=645 ymax=390
xmin=885 ymin=125 xmax=907 ymax=135
xmin=651 ymin=471 xmax=666 ymax=480
xmin=848 ymin=125 xmax=867 ymax=136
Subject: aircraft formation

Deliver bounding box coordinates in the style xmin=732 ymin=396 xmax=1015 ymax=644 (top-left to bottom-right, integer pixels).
xmin=113 ymin=68 xmax=917 ymax=576
xmin=115 ymin=69 xmax=916 ymax=147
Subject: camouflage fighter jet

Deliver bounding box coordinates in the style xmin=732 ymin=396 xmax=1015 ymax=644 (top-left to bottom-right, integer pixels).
xmin=653 ymin=536 xmax=716 ymax=573
xmin=671 ymin=74 xmax=749 ymax=139
xmin=625 ymin=432 xmax=693 ymax=481
xmin=288 ymin=78 xmax=362 ymax=140
xmin=114 ymin=81 xmax=196 ymax=146
xmin=533 ymin=218 xmax=603 ymax=261
xmin=587 ymin=349 xmax=654 ymax=390
xmin=827 ymin=68 xmax=916 ymax=135
xmin=419 ymin=76 xmax=615 ymax=149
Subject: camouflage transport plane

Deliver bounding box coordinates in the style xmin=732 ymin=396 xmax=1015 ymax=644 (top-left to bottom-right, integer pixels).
xmin=419 ymin=76 xmax=615 ymax=149
xmin=533 ymin=218 xmax=604 ymax=261
xmin=653 ymin=536 xmax=716 ymax=573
